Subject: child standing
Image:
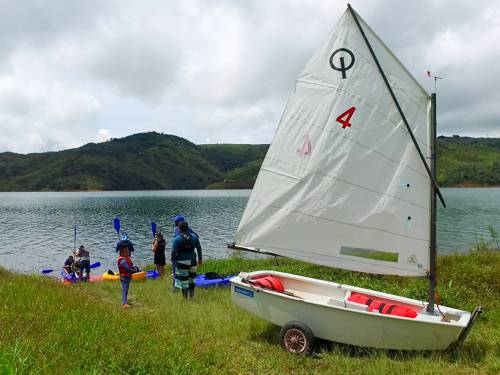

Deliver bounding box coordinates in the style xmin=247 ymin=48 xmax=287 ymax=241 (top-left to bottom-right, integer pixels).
xmin=117 ymin=244 xmax=136 ymax=308
xmin=152 ymin=232 xmax=166 ymax=278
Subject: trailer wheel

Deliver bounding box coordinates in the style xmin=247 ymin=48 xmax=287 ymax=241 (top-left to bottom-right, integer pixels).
xmin=279 ymin=321 xmax=315 ymax=355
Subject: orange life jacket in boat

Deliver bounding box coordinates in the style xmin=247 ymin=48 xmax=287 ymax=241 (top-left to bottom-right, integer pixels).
xmin=249 ymin=275 xmax=285 ymax=293
xmin=117 ymin=256 xmax=134 ymax=277
xmin=348 ymin=293 xmax=418 ymax=318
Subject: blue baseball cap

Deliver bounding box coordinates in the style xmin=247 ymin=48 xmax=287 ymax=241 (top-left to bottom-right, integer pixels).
xmin=172 ymin=215 xmax=185 ymax=222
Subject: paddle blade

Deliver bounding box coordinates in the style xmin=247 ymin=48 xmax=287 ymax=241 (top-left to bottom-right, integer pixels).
xmin=151 ymin=222 xmax=157 ymax=237
xmin=90 ymin=262 xmax=101 ymax=269
xmin=113 ymin=217 xmax=120 ymax=234
xmin=41 ymin=269 xmax=54 ymax=274
xmin=73 ymin=225 xmax=77 ymax=240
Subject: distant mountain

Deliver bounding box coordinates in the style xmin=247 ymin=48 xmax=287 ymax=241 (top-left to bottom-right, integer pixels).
xmin=0 ymin=133 xmax=498 ymax=191
xmin=0 ymin=133 xmax=222 ymax=191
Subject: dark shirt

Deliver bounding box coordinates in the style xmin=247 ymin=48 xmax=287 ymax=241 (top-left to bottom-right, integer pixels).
xmin=171 ymin=233 xmax=202 ymax=262
xmin=155 ymin=238 xmax=166 ymax=253
xmin=64 ymin=257 xmax=74 ymax=272
xmin=64 ymin=258 xmax=74 ymax=267
xmin=77 ymin=248 xmax=90 ymax=261
xmin=115 ymin=239 xmax=135 ymax=253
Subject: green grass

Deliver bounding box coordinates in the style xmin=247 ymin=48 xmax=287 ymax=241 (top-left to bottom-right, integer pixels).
xmin=0 ymin=251 xmax=499 ymax=374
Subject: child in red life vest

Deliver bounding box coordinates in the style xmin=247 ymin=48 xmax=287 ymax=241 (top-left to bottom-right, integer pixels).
xmin=117 ymin=244 xmax=136 ymax=309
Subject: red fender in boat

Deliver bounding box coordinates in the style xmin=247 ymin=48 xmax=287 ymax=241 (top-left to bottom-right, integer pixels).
xmin=250 ymin=275 xmax=285 ymax=293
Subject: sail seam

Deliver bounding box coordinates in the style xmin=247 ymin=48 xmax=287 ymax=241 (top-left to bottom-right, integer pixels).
xmin=314 ymin=171 xmax=429 ymax=210
xmin=251 ymin=198 xmax=428 ymax=243
xmin=261 ymin=165 xmax=428 ymax=211
xmin=279 ymin=112 xmax=428 ymax=177
xmin=298 ymin=41 xmax=430 ymax=117
xmin=267 ymin=115 xmax=428 ymax=179
xmin=296 ymin=78 xmax=340 ymax=90
xmin=340 ymin=45 xmax=429 ymax=118
xmin=260 ymin=167 xmax=302 ymax=180
xmin=294 ymin=77 xmax=429 ymax=148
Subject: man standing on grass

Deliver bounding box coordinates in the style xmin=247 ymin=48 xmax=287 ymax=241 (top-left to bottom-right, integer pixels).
xmin=172 ymin=215 xmax=199 ymax=291
xmin=75 ymin=245 xmax=91 ymax=282
xmin=171 ymin=221 xmax=202 ymax=299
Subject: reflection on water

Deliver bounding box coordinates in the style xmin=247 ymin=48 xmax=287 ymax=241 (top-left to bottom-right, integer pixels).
xmin=0 ymin=188 xmax=498 ymax=273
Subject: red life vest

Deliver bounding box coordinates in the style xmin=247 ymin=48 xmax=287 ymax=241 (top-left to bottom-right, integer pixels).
xmin=249 ymin=275 xmax=285 ymax=293
xmin=117 ymin=256 xmax=134 ymax=277
xmin=348 ymin=293 xmax=418 ymax=319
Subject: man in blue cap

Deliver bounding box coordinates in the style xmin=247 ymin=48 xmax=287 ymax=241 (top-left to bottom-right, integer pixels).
xmin=171 ymin=221 xmax=202 ymax=299
xmin=115 ymin=233 xmax=135 ymax=253
xmin=172 ymin=215 xmax=198 ymax=291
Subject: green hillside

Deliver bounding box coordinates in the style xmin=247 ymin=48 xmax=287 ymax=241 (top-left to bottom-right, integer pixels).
xmin=198 ymin=144 xmax=268 ymax=172
xmin=437 ymin=136 xmax=500 ymax=187
xmin=0 ymin=133 xmax=222 ymax=191
xmin=0 ymin=133 xmax=498 ymax=191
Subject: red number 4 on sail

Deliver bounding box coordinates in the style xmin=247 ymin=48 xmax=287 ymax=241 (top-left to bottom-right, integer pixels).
xmin=336 ymin=106 xmax=356 ymax=129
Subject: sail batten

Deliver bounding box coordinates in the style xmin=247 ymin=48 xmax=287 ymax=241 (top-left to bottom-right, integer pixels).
xmin=234 ymin=8 xmax=432 ymax=276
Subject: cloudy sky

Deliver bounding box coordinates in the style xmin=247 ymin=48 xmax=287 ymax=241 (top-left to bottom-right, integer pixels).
xmin=0 ymin=0 xmax=499 ymax=153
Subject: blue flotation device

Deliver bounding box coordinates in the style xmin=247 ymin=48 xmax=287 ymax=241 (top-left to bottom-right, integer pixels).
xmin=194 ymin=274 xmax=234 ymax=288
xmin=146 ymin=270 xmax=159 ymax=279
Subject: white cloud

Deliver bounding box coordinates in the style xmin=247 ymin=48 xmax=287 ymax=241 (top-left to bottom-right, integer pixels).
xmin=0 ymin=0 xmax=498 ymax=153
xmin=97 ymin=128 xmax=111 ymax=142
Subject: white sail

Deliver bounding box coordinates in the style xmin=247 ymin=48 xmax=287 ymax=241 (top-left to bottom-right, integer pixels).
xmin=234 ymin=8 xmax=432 ymax=276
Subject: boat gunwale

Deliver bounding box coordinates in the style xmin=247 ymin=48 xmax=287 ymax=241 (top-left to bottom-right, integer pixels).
xmin=231 ymin=271 xmax=470 ymax=328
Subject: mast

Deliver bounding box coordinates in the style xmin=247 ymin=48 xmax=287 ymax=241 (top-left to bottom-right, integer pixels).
xmin=427 ymin=93 xmax=437 ymax=313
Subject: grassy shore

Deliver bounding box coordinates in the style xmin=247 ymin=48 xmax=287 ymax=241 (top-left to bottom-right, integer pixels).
xmin=0 ymin=251 xmax=499 ymax=375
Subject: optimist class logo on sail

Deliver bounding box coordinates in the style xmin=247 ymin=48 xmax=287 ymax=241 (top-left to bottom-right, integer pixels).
xmin=330 ymin=48 xmax=355 ymax=79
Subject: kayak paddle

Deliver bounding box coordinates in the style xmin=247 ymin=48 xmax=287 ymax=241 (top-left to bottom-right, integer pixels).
xmin=151 ymin=222 xmax=157 ymax=237
xmin=113 ymin=217 xmax=121 ymax=238
xmin=73 ymin=224 xmax=77 ymax=253
xmin=41 ymin=261 xmax=101 ymax=274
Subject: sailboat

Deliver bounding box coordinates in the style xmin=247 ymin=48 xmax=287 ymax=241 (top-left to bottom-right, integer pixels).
xmin=228 ymin=4 xmax=481 ymax=354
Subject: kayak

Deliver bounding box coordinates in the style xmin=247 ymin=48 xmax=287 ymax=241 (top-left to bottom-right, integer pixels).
xmin=102 ymin=271 xmax=147 ymax=281
xmin=195 ymin=274 xmax=234 ymax=288
xmin=60 ymin=270 xmax=103 ymax=285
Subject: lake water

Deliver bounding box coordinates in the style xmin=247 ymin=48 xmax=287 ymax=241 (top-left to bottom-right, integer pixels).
xmin=0 ymin=188 xmax=498 ymax=273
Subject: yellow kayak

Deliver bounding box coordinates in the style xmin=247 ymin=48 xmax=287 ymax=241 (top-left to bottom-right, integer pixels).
xmin=102 ymin=271 xmax=147 ymax=281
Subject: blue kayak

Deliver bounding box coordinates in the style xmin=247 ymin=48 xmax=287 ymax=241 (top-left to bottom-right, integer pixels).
xmin=194 ymin=274 xmax=234 ymax=288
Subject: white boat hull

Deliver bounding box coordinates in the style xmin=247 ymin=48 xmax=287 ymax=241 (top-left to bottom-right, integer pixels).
xmin=231 ymin=271 xmax=471 ymax=350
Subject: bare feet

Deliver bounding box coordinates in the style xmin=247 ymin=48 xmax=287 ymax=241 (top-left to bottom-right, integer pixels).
xmin=122 ymin=303 xmax=131 ymax=309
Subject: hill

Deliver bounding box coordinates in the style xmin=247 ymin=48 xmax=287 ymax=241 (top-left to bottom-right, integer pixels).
xmin=437 ymin=136 xmax=500 ymax=187
xmin=0 ymin=133 xmax=498 ymax=191
xmin=0 ymin=133 xmax=222 ymax=191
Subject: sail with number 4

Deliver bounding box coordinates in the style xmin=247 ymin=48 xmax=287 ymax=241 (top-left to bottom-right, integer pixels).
xmin=234 ymin=8 xmax=433 ymax=276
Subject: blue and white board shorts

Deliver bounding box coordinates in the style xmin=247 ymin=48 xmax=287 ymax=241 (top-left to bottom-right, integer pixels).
xmin=174 ymin=260 xmax=197 ymax=289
